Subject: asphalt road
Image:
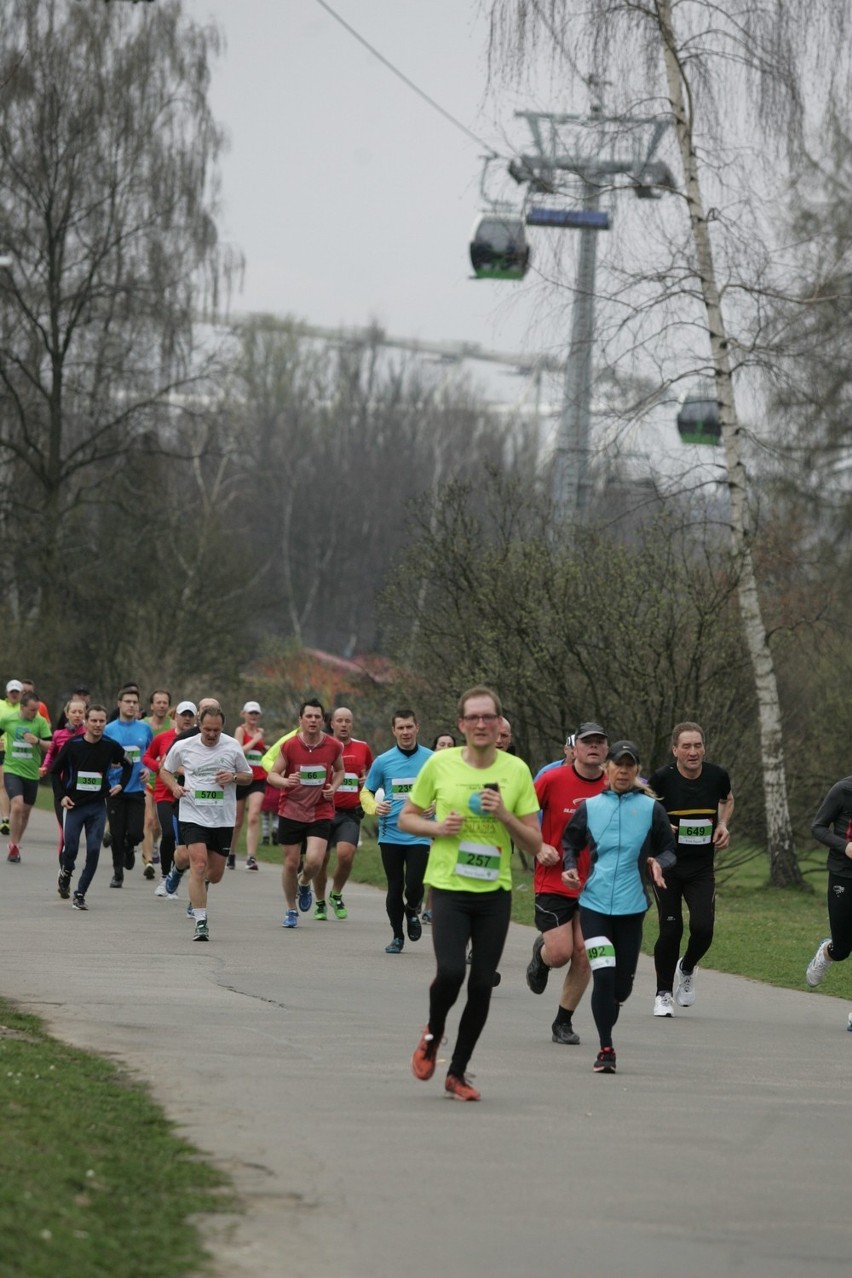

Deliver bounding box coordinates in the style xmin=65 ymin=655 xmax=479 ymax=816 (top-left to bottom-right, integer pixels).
xmin=2 ymin=807 xmax=851 ymax=1278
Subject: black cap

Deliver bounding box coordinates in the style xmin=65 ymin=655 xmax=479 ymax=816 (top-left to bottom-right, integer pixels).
xmin=608 ymin=739 xmax=640 ymax=764
xmin=576 ymin=721 xmax=607 ymax=740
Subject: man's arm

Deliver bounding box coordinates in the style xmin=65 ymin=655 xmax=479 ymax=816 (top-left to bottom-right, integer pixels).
xmin=714 ymin=791 xmax=734 ymax=848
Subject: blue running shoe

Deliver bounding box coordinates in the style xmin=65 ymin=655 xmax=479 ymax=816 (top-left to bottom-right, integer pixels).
xmin=282 ymin=909 xmax=298 ymax=928
xmin=297 ymin=880 xmax=313 ymax=913
xmin=385 ymin=935 xmax=404 ymax=954
xmin=164 ymin=864 xmax=183 ymax=895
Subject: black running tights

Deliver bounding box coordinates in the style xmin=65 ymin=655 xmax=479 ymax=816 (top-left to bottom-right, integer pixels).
xmin=827 ymin=872 xmax=852 ymax=962
xmin=579 ymin=907 xmax=645 ymax=1050
xmin=380 ymin=842 xmax=429 ymax=936
xmin=428 ymin=887 xmax=511 ymax=1076
xmin=652 ymin=863 xmax=716 ymax=991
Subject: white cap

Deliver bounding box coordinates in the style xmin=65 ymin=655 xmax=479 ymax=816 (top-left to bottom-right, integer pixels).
xmin=176 ymin=700 xmax=197 ymax=716
xmin=242 ymin=701 xmax=262 ymax=714
xmin=5 ymin=679 xmax=22 ymax=693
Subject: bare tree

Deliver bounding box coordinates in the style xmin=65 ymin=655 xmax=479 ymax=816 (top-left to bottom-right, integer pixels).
xmin=0 ymin=0 xmax=236 ymax=689
xmin=485 ymin=0 xmax=852 ymax=884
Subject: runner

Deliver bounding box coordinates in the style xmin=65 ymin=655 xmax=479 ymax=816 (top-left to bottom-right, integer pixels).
xmin=313 ymin=706 xmax=373 ymax=921
xmin=143 ymin=689 xmax=173 ymax=875
xmin=143 ymin=700 xmax=198 ymax=894
xmin=42 ymin=697 xmax=88 ymax=860
xmin=52 ymin=705 xmax=132 ymax=910
xmin=526 ymin=722 xmax=609 ymax=1045
xmin=365 ymin=709 xmax=433 ymax=954
xmin=159 ymin=707 xmax=252 ymax=941
xmin=648 ymin=722 xmax=733 ymax=1016
xmin=562 ymin=740 xmax=676 ymax=1074
xmin=266 ymin=699 xmax=344 ymax=929
xmin=402 ymin=686 xmax=541 ymax=1101
xmin=103 ymin=688 xmax=153 ymax=887
xmin=0 ymin=679 xmax=23 ymax=835
xmin=0 ymin=691 xmax=52 ymax=862
xmin=231 ymin=700 xmax=267 ymax=870
xmin=805 ymin=772 xmax=852 ymax=1016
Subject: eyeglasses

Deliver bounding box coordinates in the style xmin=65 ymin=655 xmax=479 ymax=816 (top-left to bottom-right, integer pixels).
xmin=461 ymin=713 xmax=499 ymax=724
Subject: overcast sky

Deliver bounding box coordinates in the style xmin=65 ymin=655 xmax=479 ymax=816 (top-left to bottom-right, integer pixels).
xmin=183 ymin=0 xmax=564 ymax=364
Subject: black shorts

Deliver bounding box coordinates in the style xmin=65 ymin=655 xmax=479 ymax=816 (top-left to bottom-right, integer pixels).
xmin=278 ymin=816 xmax=332 ymax=846
xmin=4 ymin=773 xmax=39 ymax=806
xmin=534 ymin=892 xmax=579 ymax=932
xmin=330 ymin=808 xmax=362 ymax=847
xmin=236 ymin=778 xmax=266 ymax=801
xmin=178 ymin=823 xmax=233 ymax=856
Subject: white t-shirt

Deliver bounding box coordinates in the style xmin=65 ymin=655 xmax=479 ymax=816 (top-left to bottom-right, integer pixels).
xmin=163 ymin=732 xmax=250 ymax=828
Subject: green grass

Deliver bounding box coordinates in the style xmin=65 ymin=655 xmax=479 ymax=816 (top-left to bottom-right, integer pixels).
xmin=0 ymin=1000 xmax=236 ymax=1278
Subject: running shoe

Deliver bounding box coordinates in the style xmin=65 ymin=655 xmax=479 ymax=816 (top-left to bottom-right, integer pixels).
xmin=406 ymin=911 xmax=422 ymax=942
xmin=154 ymin=881 xmax=179 ymax=899
xmin=297 ymin=880 xmax=313 ymax=913
xmin=163 ymin=865 xmax=182 ymax=895
xmin=143 ymin=862 xmax=156 ymax=880
xmin=72 ymin=893 xmax=88 ymax=912
xmin=192 ymin=918 xmax=209 ymax=942
xmin=6 ymin=844 xmax=21 ymax=863
xmin=385 ymin=936 xmax=404 ymax=954
xmin=57 ymin=869 xmax=72 ymax=899
xmin=152 ymin=849 xmax=160 ymax=865
xmin=806 ymin=937 xmax=833 ymax=987
xmin=674 ymin=958 xmax=697 ymax=1006
xmin=329 ymin=892 xmax=348 ymax=919
xmin=526 ymin=934 xmax=549 ymax=995
xmin=124 ymin=848 xmax=136 ymax=871
xmin=421 ymin=909 xmax=432 ymax=924
xmin=653 ymin=992 xmax=674 ymax=1017
xmin=551 ymin=1020 xmax=580 ymax=1045
xmin=282 ymin=909 xmax=298 ymax=928
xmin=102 ymin=831 xmax=112 ymax=848
xmin=314 ymin=900 xmax=328 ymax=921
xmin=186 ymin=902 xmax=194 ymax=920
xmin=109 ymin=874 xmax=123 ymax=888
xmin=444 ymin=1073 xmax=480 ymax=1102
xmin=0 ymin=819 xmax=9 ymax=835
xmin=411 ymin=1026 xmax=440 ymax=1080
xmin=246 ymin=856 xmax=259 ymax=871
xmin=593 ymin=1047 xmax=616 ymax=1074
xmin=227 ymin=853 xmax=236 ymax=869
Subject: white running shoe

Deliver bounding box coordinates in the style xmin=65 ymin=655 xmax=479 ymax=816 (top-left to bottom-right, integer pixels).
xmin=674 ymin=958 xmax=697 ymax=1007
xmin=653 ymin=992 xmax=674 ymax=1017
xmin=806 ymin=937 xmax=833 ymax=987
xmin=154 ymin=881 xmax=179 ymax=900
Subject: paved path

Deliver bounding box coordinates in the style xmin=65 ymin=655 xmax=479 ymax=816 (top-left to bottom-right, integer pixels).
xmin=2 ymin=809 xmax=851 ymax=1277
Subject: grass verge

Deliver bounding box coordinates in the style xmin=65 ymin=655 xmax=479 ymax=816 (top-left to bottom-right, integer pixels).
xmin=0 ymin=998 xmax=235 ymax=1278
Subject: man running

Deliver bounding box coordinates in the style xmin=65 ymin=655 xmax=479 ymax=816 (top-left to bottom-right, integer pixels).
xmin=143 ymin=700 xmax=198 ymax=893
xmin=526 ymin=722 xmax=609 ymax=1045
xmin=0 ymin=678 xmax=24 ymax=835
xmin=648 ymin=722 xmax=733 ymax=1016
xmin=402 ymin=686 xmax=541 ymax=1101
xmin=52 ymin=705 xmax=132 ymax=910
xmin=142 ymin=689 xmax=173 ymax=875
xmin=103 ymin=688 xmax=153 ymax=887
xmin=365 ymin=709 xmax=433 ymax=954
xmin=0 ymin=691 xmax=52 ymax=862
xmin=267 ymin=699 xmax=344 ymax=929
xmin=159 ymin=707 xmax=252 ymax=941
xmin=313 ymin=706 xmax=373 ymax=921
xmin=805 ymin=773 xmax=852 ymax=1013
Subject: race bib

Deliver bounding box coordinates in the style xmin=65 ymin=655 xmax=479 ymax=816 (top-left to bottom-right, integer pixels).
xmin=124 ymin=745 xmax=141 ymax=764
xmin=585 ymin=936 xmax=616 ymax=970
xmin=455 ymin=840 xmax=501 ymax=882
xmin=391 ymin=777 xmax=414 ymax=801
xmin=678 ymin=818 xmax=712 ymax=846
xmin=11 ymin=737 xmax=30 ymax=758
xmin=77 ymin=771 xmax=103 ymax=793
xmin=299 ymin=765 xmax=325 ymax=787
xmin=339 ymin=772 xmax=359 ymax=794
xmin=193 ymin=788 xmax=224 ymax=804
xmin=246 ymin=750 xmax=262 ymax=765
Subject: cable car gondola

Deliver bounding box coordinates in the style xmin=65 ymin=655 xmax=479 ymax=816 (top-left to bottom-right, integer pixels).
xmin=469 ymin=212 xmax=530 ymax=280
xmin=676 ymin=381 xmax=721 ymax=446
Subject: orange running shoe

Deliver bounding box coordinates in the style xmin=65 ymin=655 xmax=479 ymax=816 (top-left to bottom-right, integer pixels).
xmin=444 ymin=1073 xmax=480 ymax=1102
xmin=411 ymin=1026 xmax=439 ymax=1080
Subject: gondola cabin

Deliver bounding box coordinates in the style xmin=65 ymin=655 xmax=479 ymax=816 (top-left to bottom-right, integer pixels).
xmin=676 ymin=384 xmax=722 ymax=446
xmin=469 ymin=213 xmax=530 ymax=280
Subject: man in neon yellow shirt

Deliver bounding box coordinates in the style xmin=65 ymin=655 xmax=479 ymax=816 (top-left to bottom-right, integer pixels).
xmin=0 ymin=691 xmax=52 ymax=862
xmin=400 ymin=684 xmax=541 ymax=1102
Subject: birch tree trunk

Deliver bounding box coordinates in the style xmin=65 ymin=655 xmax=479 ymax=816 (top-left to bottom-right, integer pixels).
xmin=657 ymin=0 xmax=802 ymax=885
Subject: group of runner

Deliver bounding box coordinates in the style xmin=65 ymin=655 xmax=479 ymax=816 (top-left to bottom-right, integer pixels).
xmin=2 ymin=674 xmax=849 ymax=1095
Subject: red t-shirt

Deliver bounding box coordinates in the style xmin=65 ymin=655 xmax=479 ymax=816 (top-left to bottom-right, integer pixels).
xmin=333 ymin=738 xmax=374 ymax=812
xmin=278 ymin=733 xmax=342 ymax=823
xmin=236 ymin=727 xmax=267 ymax=781
xmin=143 ymin=729 xmax=179 ymax=803
xmin=534 ymin=765 xmax=608 ymax=897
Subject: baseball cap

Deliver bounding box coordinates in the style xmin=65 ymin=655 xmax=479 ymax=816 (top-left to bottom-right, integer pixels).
xmin=6 ymin=679 xmax=23 ymax=693
xmin=608 ymin=739 xmax=641 ymax=764
xmin=242 ymin=701 xmax=262 ymax=714
xmin=576 ymin=721 xmax=607 ymax=740
xmin=176 ymin=700 xmax=197 ymax=716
